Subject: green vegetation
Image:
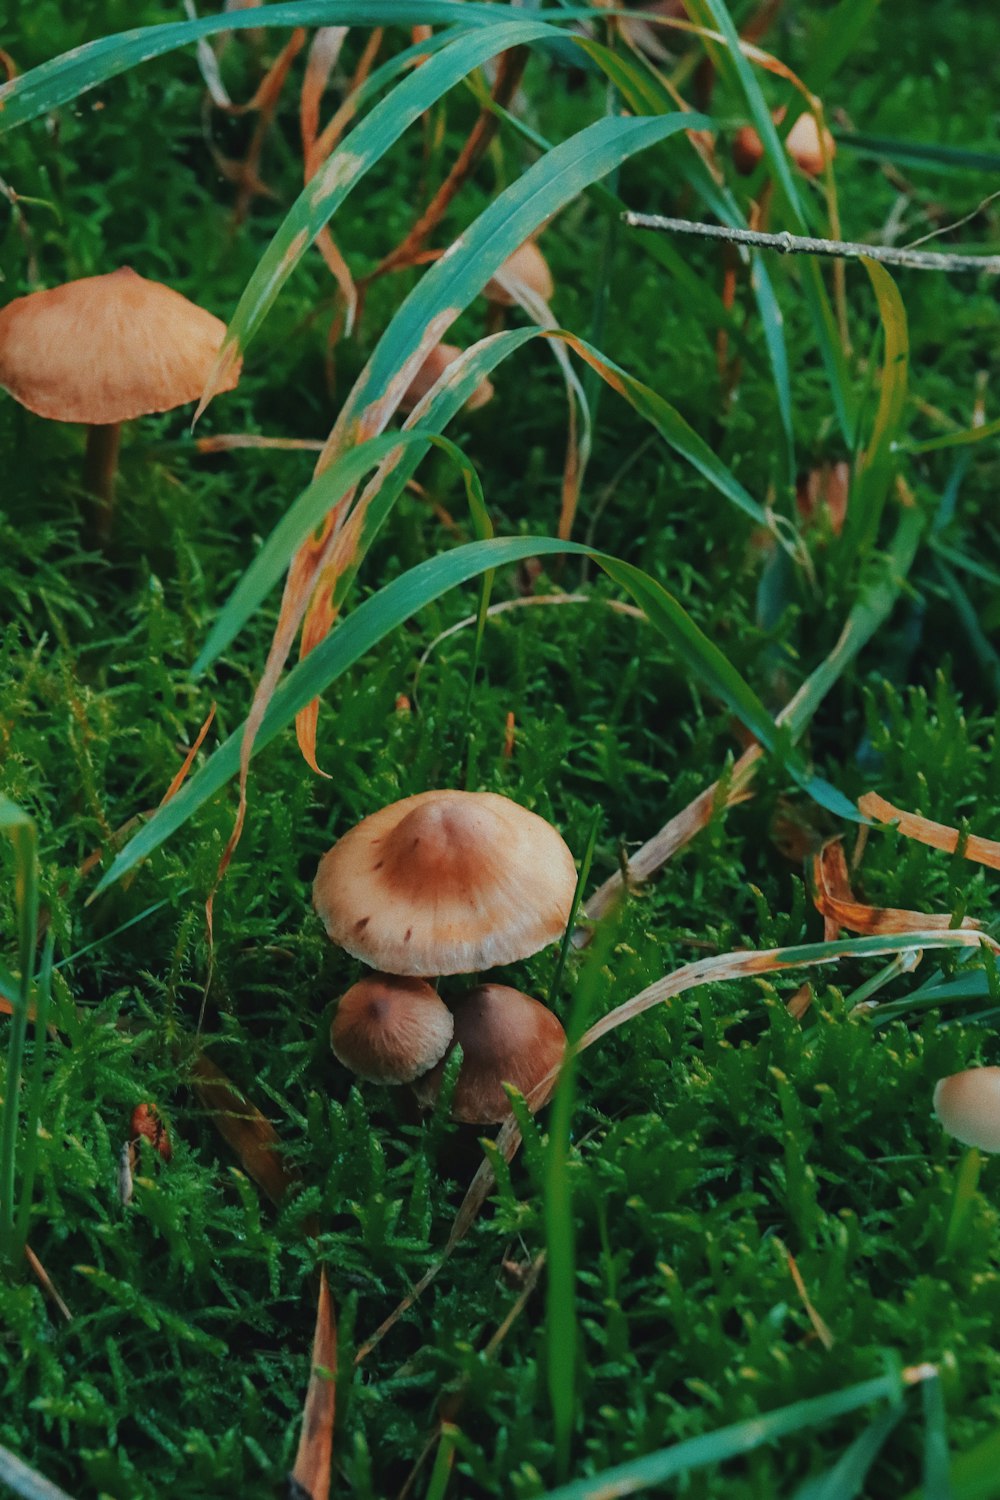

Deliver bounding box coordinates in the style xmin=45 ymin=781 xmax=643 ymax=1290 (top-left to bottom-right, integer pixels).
xmin=1 ymin=2 xmax=999 ymax=1496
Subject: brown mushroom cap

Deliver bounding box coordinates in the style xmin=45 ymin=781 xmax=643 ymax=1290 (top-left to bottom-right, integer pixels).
xmin=313 ymin=789 xmax=577 ymax=976
xmin=0 ymin=267 xmax=241 ymax=424
xmin=934 ymin=1067 xmax=1000 ymax=1153
xmin=331 ymin=973 xmax=454 ymax=1084
xmin=413 ymin=983 xmax=567 ymax=1123
xmin=733 ymin=110 xmax=835 ymax=179
xmin=483 ymin=241 xmax=554 ymax=307
xmin=399 ymin=342 xmax=494 ymax=415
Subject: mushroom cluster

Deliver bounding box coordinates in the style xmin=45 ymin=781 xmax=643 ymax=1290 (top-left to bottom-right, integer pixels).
xmin=314 ymin=789 xmax=575 ymax=1123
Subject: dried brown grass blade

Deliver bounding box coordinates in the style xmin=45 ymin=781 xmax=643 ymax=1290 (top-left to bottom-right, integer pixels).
xmin=191 ymin=1054 xmax=297 ymax=1206
xmin=195 ymin=434 xmax=325 ymax=454
xmin=307 ymin=26 xmax=384 ymax=179
xmin=159 ymin=705 xmax=216 ymax=808
xmin=356 ymin=930 xmax=996 ymax=1360
xmin=24 ymin=1243 xmax=71 ymax=1322
xmin=301 ymin=26 xmax=348 ymax=167
xmin=859 ymin=791 xmax=1000 ymax=872
xmin=290 ymin=1268 xmax=337 ymax=1500
xmin=812 ymin=838 xmax=979 ymax=936
xmin=779 ymin=1241 xmax=834 ymax=1351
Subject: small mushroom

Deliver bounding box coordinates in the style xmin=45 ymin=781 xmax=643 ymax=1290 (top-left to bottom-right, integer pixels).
xmin=414 ymin=984 xmax=567 ymax=1123
xmin=733 ymin=109 xmax=835 ymax=179
xmin=331 ymin=973 xmax=454 ymax=1084
xmin=399 ymin=342 xmax=493 ymax=415
xmin=0 ymin=267 xmax=242 ymax=544
xmin=483 ymin=239 xmax=554 ymax=309
xmin=934 ymin=1067 xmax=1000 ymax=1153
xmin=313 ymin=789 xmax=577 ymax=977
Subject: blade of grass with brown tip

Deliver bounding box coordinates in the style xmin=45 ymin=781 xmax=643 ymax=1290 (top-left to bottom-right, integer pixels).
xmin=197 ymin=16 xmax=561 ymax=414
xmin=289 ymin=1268 xmax=337 ymax=1500
xmin=190 ymin=1055 xmax=297 ymax=1206
xmin=0 ymin=2 xmax=524 ymax=134
xmin=99 ymin=530 xmax=860 ymax=898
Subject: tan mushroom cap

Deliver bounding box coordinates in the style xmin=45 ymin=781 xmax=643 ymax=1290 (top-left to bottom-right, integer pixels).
xmin=934 ymin=1067 xmax=1000 ymax=1153
xmin=733 ymin=109 xmax=835 ymax=179
xmin=313 ymin=789 xmax=577 ymax=977
xmin=330 ymin=974 xmax=454 ymax=1084
xmin=483 ymin=240 xmax=554 ymax=307
xmin=414 ymin=983 xmax=567 ymax=1123
xmin=399 ymin=342 xmax=494 ymax=415
xmin=0 ymin=267 xmax=242 ymax=424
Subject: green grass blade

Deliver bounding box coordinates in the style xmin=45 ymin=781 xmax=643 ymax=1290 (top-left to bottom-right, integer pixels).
xmin=571 ymin=38 xmax=795 ymax=473
xmin=0 ymin=798 xmax=39 ymax=1264
xmin=910 ymin=413 xmax=1000 ymax=456
xmin=687 ymin=0 xmax=805 ymax=225
xmin=806 ymin=0 xmax=883 ymax=94
xmin=921 ymin=1371 xmax=953 ymax=1500
xmin=544 ymin=837 xmax=611 ymax=1482
xmin=96 ymin=528 xmax=865 ymax=896
xmin=190 ymin=430 xmax=484 ymax=677
xmin=835 ymin=132 xmax=1000 ymax=176
xmin=0 ymin=1444 xmax=77 ymax=1500
xmin=334 ymin=112 xmax=708 ymax=439
xmin=842 ymin=259 xmax=909 ymax=560
xmin=793 ymin=1408 xmax=901 ymax=1500
xmin=537 ymin=1373 xmax=903 ymax=1499
xmin=0 ymin=2 xmax=522 ymax=134
xmin=207 ymin=18 xmax=561 ymax=384
xmin=13 ymin=931 xmax=53 ymax=1254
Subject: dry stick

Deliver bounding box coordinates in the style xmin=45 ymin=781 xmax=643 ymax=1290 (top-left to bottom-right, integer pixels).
xmin=622 ymin=213 xmax=1000 ymax=274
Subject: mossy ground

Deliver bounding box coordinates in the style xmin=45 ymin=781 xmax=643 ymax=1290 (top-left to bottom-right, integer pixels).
xmin=2 ymin=3 xmax=1000 ymax=1496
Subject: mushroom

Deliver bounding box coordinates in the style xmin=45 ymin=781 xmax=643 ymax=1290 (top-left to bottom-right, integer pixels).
xmin=0 ymin=267 xmax=242 ymax=544
xmin=733 ymin=109 xmax=835 ymax=179
xmin=330 ymin=973 xmax=454 ymax=1084
xmin=413 ymin=983 xmax=566 ymax=1123
xmin=399 ymin=342 xmax=493 ymax=416
xmin=312 ymin=789 xmax=577 ymax=977
xmin=934 ymin=1068 xmax=1000 ymax=1153
xmin=483 ymin=239 xmax=554 ymax=309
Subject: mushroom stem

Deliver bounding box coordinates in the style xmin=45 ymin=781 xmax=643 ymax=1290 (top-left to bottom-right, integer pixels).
xmin=83 ymin=421 xmax=123 ymax=546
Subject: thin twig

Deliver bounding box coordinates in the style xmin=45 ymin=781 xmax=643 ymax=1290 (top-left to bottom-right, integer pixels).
xmin=622 ymin=213 xmax=1000 ymax=274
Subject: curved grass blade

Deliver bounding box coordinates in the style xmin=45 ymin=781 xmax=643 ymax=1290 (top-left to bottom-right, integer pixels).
xmin=191 ymin=428 xmax=485 ymax=676
xmin=194 ymin=317 xmax=776 ymax=697
xmin=319 ymin=110 xmax=710 ymax=465
xmin=687 ymin=0 xmax=804 ymax=224
xmin=568 ymin=36 xmax=796 ymax=477
xmin=792 ymin=1407 xmax=901 ymax=1500
xmin=535 ymin=1376 xmax=908 ymax=1500
xmin=843 ymin=259 xmax=909 ymax=560
xmin=0 ymin=1 xmax=521 ymax=134
xmin=200 ymin=16 xmax=561 ymax=401
xmin=0 ymin=797 xmax=39 ymax=1265
xmin=97 ymin=523 xmax=863 ymax=897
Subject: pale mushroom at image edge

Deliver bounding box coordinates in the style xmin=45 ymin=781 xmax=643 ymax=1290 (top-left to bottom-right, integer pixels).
xmin=0 ymin=267 xmax=242 ymax=544
xmin=312 ymin=789 xmax=578 ymax=977
xmin=934 ymin=1067 xmax=1000 ymax=1153
xmin=413 ymin=983 xmax=567 ymax=1125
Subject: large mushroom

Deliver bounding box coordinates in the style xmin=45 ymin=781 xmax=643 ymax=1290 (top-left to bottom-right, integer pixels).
xmin=330 ymin=973 xmax=454 ymax=1085
xmin=0 ymin=267 xmax=242 ymax=543
xmin=313 ymin=789 xmax=577 ymax=977
xmin=413 ymin=983 xmax=567 ymax=1124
